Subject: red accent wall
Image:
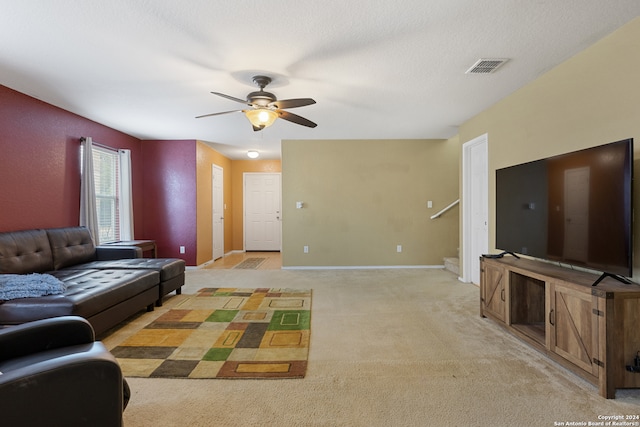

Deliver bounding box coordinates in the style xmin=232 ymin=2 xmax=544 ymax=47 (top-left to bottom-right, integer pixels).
xmin=1 ymin=85 xmax=206 ymax=266
xmin=140 ymin=140 xmax=197 ymax=264
xmin=0 ymin=85 xmax=145 ymax=232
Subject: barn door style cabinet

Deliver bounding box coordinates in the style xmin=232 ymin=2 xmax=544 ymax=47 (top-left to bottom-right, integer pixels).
xmin=480 ymin=256 xmax=640 ymax=398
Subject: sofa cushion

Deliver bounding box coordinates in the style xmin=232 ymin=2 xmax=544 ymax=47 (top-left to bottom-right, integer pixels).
xmin=61 ymin=269 xmax=159 ymax=316
xmin=46 ymin=227 xmax=96 ymax=271
xmin=48 ymin=269 xmax=102 ymax=282
xmin=0 ymin=229 xmax=54 ymax=274
xmin=77 ymin=258 xmax=185 ymax=281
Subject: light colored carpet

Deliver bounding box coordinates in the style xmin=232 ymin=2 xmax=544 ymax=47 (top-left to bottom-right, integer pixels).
xmin=102 ymin=268 xmax=640 ymax=427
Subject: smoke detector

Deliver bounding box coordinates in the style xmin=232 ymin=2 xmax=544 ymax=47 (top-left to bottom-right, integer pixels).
xmin=465 ymin=58 xmax=509 ymax=74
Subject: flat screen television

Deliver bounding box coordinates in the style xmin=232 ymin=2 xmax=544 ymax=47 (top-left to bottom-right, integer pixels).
xmin=495 ymin=138 xmax=633 ymax=280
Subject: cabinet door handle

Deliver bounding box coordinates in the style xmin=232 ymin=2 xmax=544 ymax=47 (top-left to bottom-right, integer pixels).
xmin=501 ymin=288 xmax=505 ymax=302
xmin=549 ymin=309 xmax=555 ymax=326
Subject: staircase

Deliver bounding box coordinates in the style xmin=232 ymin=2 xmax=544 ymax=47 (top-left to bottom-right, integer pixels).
xmin=443 ymin=257 xmax=459 ymax=276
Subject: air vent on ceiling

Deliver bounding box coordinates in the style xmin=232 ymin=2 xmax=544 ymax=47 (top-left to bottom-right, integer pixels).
xmin=465 ymin=58 xmax=509 ymax=74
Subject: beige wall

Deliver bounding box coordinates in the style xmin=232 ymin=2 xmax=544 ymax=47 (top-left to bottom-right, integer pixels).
xmin=281 ymin=139 xmax=459 ymax=267
xmin=458 ymin=17 xmax=640 ymax=278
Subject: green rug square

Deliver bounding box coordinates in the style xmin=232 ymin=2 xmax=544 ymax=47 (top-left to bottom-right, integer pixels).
xmin=203 ymin=347 xmax=234 ymax=361
xmin=206 ymin=310 xmax=239 ymax=322
xmin=268 ymin=310 xmax=311 ymax=331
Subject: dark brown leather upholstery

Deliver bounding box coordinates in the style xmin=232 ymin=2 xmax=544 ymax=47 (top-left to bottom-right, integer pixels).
xmin=0 ymin=229 xmax=54 ymax=274
xmin=0 ymin=227 xmax=186 ymax=335
xmin=0 ymin=316 xmax=127 ymax=427
xmin=0 ymin=269 xmax=158 ymax=327
xmin=46 ymin=226 xmax=98 ymax=270
xmin=78 ymin=258 xmax=186 ymax=305
xmin=80 ymin=258 xmax=184 ymax=281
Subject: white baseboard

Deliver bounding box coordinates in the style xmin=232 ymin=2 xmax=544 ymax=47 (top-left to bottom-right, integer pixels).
xmin=281 ymin=265 xmax=445 ymax=270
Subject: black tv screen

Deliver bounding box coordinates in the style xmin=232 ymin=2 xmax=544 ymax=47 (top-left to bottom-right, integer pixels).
xmin=496 ymin=138 xmax=633 ymax=277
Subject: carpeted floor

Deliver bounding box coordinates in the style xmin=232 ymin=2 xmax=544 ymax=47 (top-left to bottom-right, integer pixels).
xmin=101 ymin=268 xmax=640 ymax=427
xmin=109 ymin=287 xmax=311 ymax=379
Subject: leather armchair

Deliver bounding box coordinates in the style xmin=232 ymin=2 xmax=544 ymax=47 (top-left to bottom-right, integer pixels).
xmin=0 ymin=316 xmax=128 ymax=426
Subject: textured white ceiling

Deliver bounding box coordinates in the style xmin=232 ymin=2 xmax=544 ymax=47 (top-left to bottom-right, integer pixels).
xmin=1 ymin=1 xmax=639 ymax=159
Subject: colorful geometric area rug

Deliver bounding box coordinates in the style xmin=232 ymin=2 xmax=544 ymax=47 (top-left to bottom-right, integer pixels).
xmin=233 ymin=257 xmax=266 ymax=269
xmin=110 ymin=287 xmax=311 ymax=379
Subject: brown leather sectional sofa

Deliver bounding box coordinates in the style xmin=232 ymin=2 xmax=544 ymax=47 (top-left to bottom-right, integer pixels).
xmin=0 ymin=227 xmax=185 ymax=335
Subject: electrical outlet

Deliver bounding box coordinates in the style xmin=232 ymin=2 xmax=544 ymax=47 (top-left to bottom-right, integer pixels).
xmin=397 ymin=245 xmax=402 ymax=253
xmin=303 ymin=245 xmax=309 ymax=253
xmin=179 ymin=246 xmax=185 ymax=254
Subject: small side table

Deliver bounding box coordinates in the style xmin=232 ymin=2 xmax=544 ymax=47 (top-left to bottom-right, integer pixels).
xmin=102 ymin=240 xmax=157 ymax=258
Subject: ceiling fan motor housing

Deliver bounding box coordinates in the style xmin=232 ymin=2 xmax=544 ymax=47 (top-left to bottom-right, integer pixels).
xmin=248 ymin=76 xmax=276 ymax=106
xmin=247 ymin=91 xmax=276 ymax=106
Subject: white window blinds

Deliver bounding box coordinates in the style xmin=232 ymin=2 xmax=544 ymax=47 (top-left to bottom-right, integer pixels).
xmin=80 ymin=140 xmax=134 ymax=244
xmin=92 ymin=146 xmax=120 ymax=243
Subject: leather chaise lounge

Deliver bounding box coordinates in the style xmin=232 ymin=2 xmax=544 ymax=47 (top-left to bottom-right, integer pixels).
xmin=0 ymin=227 xmax=185 ymax=335
xmin=77 ymin=257 xmax=185 ymax=306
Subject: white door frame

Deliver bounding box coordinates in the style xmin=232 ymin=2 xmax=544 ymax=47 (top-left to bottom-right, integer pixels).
xmin=212 ymin=165 xmax=224 ymax=260
xmin=462 ymin=134 xmax=489 ymax=284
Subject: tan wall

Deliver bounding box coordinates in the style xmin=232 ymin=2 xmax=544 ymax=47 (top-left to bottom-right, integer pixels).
xmin=195 ymin=141 xmax=232 ymax=266
xmin=281 ymin=139 xmax=459 ymax=267
xmin=230 ymin=159 xmax=282 ymax=251
xmin=458 ymin=17 xmax=640 ymax=278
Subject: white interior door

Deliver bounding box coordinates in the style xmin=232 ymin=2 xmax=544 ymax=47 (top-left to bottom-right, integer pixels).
xmin=244 ymin=173 xmax=282 ymax=251
xmin=212 ymin=165 xmax=224 ymax=260
xmin=462 ymin=134 xmax=489 ymax=284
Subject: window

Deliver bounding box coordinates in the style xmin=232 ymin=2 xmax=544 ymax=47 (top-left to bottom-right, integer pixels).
xmin=92 ymin=147 xmax=120 ymax=243
xmin=80 ymin=139 xmax=133 ymax=245
xmin=80 ymin=145 xmax=121 ymax=243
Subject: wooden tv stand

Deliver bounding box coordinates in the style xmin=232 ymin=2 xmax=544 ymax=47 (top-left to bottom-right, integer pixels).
xmin=480 ymin=256 xmax=640 ymax=398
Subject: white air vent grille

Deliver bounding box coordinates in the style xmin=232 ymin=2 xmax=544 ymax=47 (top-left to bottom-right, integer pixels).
xmin=465 ymin=58 xmax=509 ymax=74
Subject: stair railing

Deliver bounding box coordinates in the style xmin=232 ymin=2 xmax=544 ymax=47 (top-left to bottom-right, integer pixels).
xmin=430 ymin=199 xmax=460 ymax=219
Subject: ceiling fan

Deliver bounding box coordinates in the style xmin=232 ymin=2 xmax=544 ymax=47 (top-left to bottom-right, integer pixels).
xmin=196 ymin=75 xmax=317 ymax=131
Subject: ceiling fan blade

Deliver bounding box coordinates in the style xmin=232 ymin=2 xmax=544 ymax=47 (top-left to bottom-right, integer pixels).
xmin=210 ymin=92 xmax=250 ymax=105
xmin=270 ymin=98 xmax=316 ymax=109
xmin=195 ymin=110 xmax=242 ymax=119
xmin=277 ymin=110 xmax=317 ymax=128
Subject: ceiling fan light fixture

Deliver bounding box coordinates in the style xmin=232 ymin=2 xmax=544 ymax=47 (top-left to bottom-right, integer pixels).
xmin=198 ymin=76 xmax=316 ymax=130
xmin=245 ymin=108 xmax=278 ymax=128
xmin=247 ymin=150 xmax=260 ymax=159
